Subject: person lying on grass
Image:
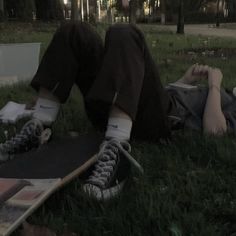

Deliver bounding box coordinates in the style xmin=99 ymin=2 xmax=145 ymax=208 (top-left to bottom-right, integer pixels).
xmin=0 ymin=22 xmax=235 ymax=201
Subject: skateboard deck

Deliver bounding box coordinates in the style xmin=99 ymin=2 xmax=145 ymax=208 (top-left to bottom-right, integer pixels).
xmin=0 ymin=133 xmax=103 ymax=236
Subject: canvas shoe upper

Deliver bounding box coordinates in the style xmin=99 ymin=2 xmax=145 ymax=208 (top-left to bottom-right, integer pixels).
xmin=0 ymin=119 xmax=51 ymax=162
xmin=83 ymin=138 xmax=143 ymax=200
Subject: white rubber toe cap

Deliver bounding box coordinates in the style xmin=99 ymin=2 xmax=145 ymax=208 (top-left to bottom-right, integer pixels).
xmin=83 ymin=184 xmax=103 ymax=200
xmin=83 ymin=181 xmax=125 ymax=201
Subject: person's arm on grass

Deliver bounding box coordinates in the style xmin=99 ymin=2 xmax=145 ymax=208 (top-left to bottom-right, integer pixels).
xmin=203 ymin=68 xmax=227 ymax=135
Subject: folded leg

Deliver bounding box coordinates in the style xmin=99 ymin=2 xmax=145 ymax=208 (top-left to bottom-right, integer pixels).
xmin=85 ymin=24 xmax=172 ymax=142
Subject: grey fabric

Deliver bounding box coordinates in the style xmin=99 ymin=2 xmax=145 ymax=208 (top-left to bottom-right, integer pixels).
xmin=166 ymin=85 xmax=236 ymax=134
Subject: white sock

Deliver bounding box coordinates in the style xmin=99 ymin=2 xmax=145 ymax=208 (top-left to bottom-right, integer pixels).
xmin=105 ymin=117 xmax=132 ymax=141
xmin=233 ymin=87 xmax=236 ymax=97
xmin=33 ymin=98 xmax=60 ymax=125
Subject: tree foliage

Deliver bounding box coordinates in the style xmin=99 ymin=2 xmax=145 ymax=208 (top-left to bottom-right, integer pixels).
xmin=4 ymin=0 xmax=64 ymax=21
xmin=115 ymin=0 xmax=145 ymax=17
xmin=226 ymin=0 xmax=236 ymax=19
xmin=5 ymin=0 xmax=35 ymax=20
xmin=35 ymin=0 xmax=64 ymax=21
xmin=2 ymin=0 xmax=236 ymax=22
xmin=166 ymin=0 xmax=217 ymax=14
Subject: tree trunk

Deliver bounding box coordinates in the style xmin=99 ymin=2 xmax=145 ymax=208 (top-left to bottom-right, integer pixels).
xmin=106 ymin=0 xmax=112 ymax=24
xmin=129 ymin=0 xmax=136 ymax=24
xmin=177 ymin=0 xmax=184 ymax=34
xmin=85 ymin=0 xmax=89 ymax=21
xmin=160 ymin=0 xmax=166 ymax=24
xmin=96 ymin=0 xmax=101 ymax=22
xmin=80 ymin=0 xmax=84 ymax=21
xmin=71 ymin=0 xmax=79 ymax=20
xmin=35 ymin=0 xmax=64 ymax=21
xmin=148 ymin=0 xmax=151 ymax=17
xmin=51 ymin=0 xmax=64 ymax=20
xmin=0 ymin=0 xmax=4 ymax=21
xmin=216 ymin=0 xmax=220 ymax=27
xmin=150 ymin=0 xmax=156 ymax=22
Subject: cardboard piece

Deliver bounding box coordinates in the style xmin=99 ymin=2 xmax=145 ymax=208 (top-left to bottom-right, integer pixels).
xmin=0 ymin=43 xmax=40 ymax=81
xmin=0 ymin=101 xmax=34 ymax=124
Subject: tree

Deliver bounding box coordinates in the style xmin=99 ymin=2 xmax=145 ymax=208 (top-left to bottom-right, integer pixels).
xmin=184 ymin=0 xmax=207 ymax=11
xmin=71 ymin=0 xmax=79 ymax=20
xmin=5 ymin=0 xmax=35 ymax=21
xmin=129 ymin=0 xmax=137 ymax=23
xmin=19 ymin=0 xmax=35 ymax=21
xmin=85 ymin=0 xmax=90 ymax=21
xmin=115 ymin=0 xmax=144 ymax=24
xmin=216 ymin=0 xmax=220 ymax=27
xmin=227 ymin=0 xmax=236 ymax=20
xmin=0 ymin=0 xmax=4 ymax=21
xmin=95 ymin=0 xmax=101 ymax=22
xmin=160 ymin=0 xmax=166 ymax=24
xmin=80 ymin=0 xmax=84 ymax=21
xmin=50 ymin=0 xmax=64 ymax=20
xmin=115 ymin=0 xmax=129 ymax=21
xmin=35 ymin=0 xmax=64 ymax=21
xmin=176 ymin=0 xmax=184 ymax=34
xmin=167 ymin=0 xmax=217 ymax=16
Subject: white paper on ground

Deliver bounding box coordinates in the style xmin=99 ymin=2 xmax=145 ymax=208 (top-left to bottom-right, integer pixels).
xmin=0 ymin=101 xmax=34 ymax=124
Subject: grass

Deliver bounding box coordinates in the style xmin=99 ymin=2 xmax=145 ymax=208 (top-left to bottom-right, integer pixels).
xmin=220 ymin=23 xmax=236 ymax=30
xmin=0 ymin=22 xmax=236 ymax=235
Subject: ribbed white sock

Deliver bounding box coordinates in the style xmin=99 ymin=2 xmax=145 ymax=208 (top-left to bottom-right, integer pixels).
xmin=233 ymin=87 xmax=236 ymax=97
xmin=33 ymin=98 xmax=60 ymax=125
xmin=105 ymin=117 xmax=132 ymax=141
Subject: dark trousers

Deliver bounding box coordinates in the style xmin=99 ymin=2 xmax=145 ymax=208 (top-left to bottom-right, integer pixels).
xmin=31 ymin=22 xmax=172 ymax=142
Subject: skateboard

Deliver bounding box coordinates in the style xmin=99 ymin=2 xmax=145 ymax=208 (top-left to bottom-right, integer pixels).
xmin=0 ymin=133 xmax=103 ymax=236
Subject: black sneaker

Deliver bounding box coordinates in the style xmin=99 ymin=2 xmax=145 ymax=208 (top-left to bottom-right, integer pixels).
xmin=0 ymin=119 xmax=51 ymax=162
xmin=83 ymin=138 xmax=143 ymax=200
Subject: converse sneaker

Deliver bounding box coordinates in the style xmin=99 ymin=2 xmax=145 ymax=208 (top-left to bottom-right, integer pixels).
xmin=83 ymin=138 xmax=143 ymax=200
xmin=0 ymin=119 xmax=51 ymax=162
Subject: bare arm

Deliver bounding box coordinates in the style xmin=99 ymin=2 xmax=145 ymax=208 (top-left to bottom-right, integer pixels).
xmin=203 ymin=68 xmax=227 ymax=135
xmin=176 ymin=64 xmax=209 ymax=85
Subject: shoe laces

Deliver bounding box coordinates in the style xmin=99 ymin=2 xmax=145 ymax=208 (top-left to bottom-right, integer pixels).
xmin=87 ymin=139 xmax=143 ymax=188
xmin=0 ymin=119 xmax=44 ymax=156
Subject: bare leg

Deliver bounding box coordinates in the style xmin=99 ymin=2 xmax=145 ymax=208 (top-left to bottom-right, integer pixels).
xmin=203 ymin=68 xmax=227 ymax=135
xmin=109 ymin=106 xmax=132 ymax=120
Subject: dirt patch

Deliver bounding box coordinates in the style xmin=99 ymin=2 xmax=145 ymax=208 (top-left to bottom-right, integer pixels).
xmin=177 ymin=47 xmax=236 ymax=60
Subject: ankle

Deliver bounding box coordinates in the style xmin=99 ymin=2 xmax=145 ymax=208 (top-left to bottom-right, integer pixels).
xmin=33 ymin=97 xmax=60 ymax=126
xmin=105 ymin=117 xmax=132 ymax=141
